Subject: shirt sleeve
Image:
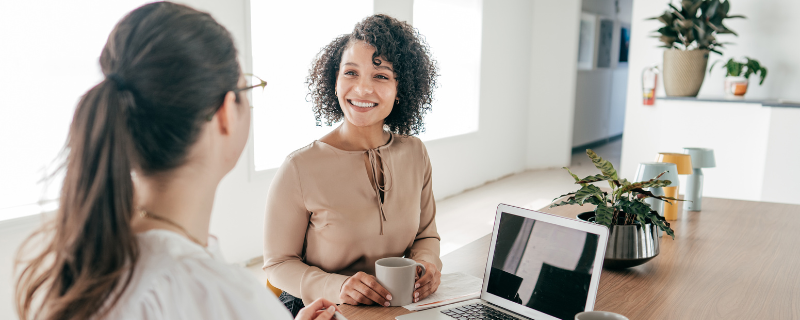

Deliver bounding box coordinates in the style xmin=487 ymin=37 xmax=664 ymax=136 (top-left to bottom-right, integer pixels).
xmin=405 ymin=142 xmax=443 ymax=271
xmin=262 ymin=155 xmax=350 ymax=305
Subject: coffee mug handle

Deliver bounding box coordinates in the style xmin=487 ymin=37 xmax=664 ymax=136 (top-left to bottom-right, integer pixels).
xmin=414 ymin=263 xmax=427 ymax=279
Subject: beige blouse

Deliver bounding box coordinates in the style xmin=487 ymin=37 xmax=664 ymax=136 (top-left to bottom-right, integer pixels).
xmin=262 ymin=134 xmax=442 ymax=305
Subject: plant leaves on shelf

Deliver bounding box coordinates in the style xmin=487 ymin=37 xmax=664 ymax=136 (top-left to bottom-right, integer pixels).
xmin=648 ymin=0 xmax=745 ymax=55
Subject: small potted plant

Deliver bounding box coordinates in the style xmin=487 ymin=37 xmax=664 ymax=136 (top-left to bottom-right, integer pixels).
xmin=551 ymin=149 xmax=679 ymax=269
xmin=710 ymin=57 xmax=767 ymax=97
xmin=649 ymin=0 xmax=744 ymax=97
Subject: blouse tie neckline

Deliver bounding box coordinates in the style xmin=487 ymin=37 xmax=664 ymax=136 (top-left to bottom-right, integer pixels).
xmin=367 ymin=147 xmax=393 ymax=235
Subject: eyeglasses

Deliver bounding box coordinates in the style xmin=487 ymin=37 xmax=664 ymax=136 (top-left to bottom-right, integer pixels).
xmin=234 ymin=73 xmax=268 ymax=94
xmin=206 ymin=73 xmax=267 ymax=121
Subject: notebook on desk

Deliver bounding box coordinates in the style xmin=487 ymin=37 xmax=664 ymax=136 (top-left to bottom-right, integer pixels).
xmin=397 ymin=203 xmax=609 ymax=320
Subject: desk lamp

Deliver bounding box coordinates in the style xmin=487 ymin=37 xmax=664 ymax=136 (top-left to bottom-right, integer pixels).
xmin=634 ymin=162 xmax=679 ymax=219
xmin=656 ymin=153 xmax=693 ymax=221
xmin=683 ymin=148 xmax=716 ymax=211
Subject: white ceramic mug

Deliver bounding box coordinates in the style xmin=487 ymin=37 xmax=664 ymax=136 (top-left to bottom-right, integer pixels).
xmin=375 ymin=257 xmax=426 ymax=306
xmin=575 ymin=311 xmax=629 ymax=320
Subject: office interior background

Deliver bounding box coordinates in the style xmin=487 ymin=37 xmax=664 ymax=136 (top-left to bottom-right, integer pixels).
xmin=1 ymin=0 xmax=798 ymax=318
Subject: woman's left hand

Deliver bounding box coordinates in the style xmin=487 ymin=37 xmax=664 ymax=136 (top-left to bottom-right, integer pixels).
xmin=413 ymin=260 xmax=441 ymax=303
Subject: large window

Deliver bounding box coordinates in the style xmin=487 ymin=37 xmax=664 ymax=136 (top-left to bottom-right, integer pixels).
xmin=250 ymin=0 xmax=482 ymax=171
xmin=0 ymin=1 xmax=151 ymax=221
xmin=250 ymin=0 xmax=374 ymax=171
xmin=414 ymin=0 xmax=482 ymax=141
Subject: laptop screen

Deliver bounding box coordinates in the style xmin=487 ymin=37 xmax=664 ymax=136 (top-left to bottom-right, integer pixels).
xmin=486 ymin=212 xmax=600 ymax=320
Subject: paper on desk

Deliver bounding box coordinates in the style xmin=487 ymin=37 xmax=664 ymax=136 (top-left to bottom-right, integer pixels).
xmin=402 ymin=272 xmax=483 ymax=311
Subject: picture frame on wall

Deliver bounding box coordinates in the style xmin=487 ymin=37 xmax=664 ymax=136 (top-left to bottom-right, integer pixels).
xmin=577 ymin=13 xmax=596 ymax=70
xmin=596 ymin=18 xmax=614 ymax=68
xmin=619 ymin=23 xmax=630 ymax=64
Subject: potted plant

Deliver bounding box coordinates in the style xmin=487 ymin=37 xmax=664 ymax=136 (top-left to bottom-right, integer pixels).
xmin=649 ymin=0 xmax=745 ymax=97
xmin=551 ymin=149 xmax=679 ymax=269
xmin=710 ymin=57 xmax=767 ymax=97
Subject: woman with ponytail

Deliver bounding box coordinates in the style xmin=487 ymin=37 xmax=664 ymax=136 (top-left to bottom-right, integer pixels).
xmin=15 ymin=2 xmax=338 ymax=320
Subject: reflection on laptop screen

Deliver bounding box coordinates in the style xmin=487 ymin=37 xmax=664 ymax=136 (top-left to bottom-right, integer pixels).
xmin=487 ymin=212 xmax=599 ymax=320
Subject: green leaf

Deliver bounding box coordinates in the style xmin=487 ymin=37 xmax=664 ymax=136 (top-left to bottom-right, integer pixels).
xmin=643 ymin=208 xmax=675 ymax=239
xmin=575 ymin=185 xmax=604 ymax=205
xmin=594 ymin=205 xmax=614 ymax=228
xmin=638 ymin=179 xmax=673 ymax=189
xmin=629 ymin=189 xmax=682 ymax=205
xmin=549 ymin=197 xmax=579 ymax=208
xmin=576 ymin=174 xmax=612 ymax=184
xmin=586 ymin=149 xmax=619 ymax=180
xmin=709 ymin=60 xmax=722 ymax=74
xmin=551 ymin=192 xmax=577 ymax=202
xmin=562 ymin=167 xmax=586 ymax=187
xmin=615 ymin=177 xmax=672 ymax=197
xmin=668 ymin=4 xmax=685 ymax=20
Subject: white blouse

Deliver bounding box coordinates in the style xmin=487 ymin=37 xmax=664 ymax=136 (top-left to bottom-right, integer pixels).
xmin=103 ymin=229 xmax=291 ymax=320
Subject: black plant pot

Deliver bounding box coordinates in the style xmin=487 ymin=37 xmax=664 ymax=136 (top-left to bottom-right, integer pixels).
xmin=578 ymin=212 xmax=661 ymax=269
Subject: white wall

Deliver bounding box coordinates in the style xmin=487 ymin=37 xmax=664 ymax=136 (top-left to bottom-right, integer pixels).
xmin=527 ymin=0 xmax=581 ymax=169
xmin=572 ymin=0 xmax=631 ymax=147
xmin=761 ymin=107 xmax=800 ymax=204
xmin=374 ymin=0 xmax=413 ymax=24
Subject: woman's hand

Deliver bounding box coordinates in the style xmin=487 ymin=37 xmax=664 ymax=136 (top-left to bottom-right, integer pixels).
xmin=295 ymin=298 xmax=342 ymax=320
xmin=339 ymin=271 xmax=392 ymax=306
xmin=413 ymin=260 xmax=441 ymax=303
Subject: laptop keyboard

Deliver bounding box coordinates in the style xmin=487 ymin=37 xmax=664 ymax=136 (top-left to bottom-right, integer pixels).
xmin=440 ymin=303 xmax=527 ymax=320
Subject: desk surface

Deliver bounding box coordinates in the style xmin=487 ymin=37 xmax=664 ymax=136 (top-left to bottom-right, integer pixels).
xmin=339 ymin=197 xmax=800 ymax=319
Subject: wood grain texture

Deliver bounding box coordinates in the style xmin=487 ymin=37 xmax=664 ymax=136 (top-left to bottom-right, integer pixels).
xmin=341 ymin=197 xmax=800 ymax=319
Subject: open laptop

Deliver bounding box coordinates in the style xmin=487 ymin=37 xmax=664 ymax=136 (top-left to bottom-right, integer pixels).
xmin=398 ymin=203 xmax=609 ymax=320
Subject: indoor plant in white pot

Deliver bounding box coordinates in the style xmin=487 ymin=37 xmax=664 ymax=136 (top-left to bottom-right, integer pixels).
xmin=650 ymin=0 xmax=745 ymax=97
xmin=551 ymin=150 xmax=680 ymax=269
xmin=710 ymin=57 xmax=767 ymax=97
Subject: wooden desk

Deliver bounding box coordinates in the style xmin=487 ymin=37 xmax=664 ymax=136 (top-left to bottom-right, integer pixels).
xmin=340 ymin=197 xmax=800 ymax=319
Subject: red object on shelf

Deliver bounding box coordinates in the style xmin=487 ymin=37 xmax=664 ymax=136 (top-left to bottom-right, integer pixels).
xmin=642 ymin=66 xmax=659 ymax=105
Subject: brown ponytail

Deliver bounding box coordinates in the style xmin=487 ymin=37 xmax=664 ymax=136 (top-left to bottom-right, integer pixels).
xmin=15 ymin=2 xmax=240 ymax=319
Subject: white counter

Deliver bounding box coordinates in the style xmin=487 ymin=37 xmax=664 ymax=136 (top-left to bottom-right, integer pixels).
xmin=619 ymin=98 xmax=800 ymax=205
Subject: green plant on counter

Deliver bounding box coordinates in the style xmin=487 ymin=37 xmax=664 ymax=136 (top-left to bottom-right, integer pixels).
xmin=550 ymin=149 xmax=678 ymax=239
xmin=649 ymin=0 xmax=745 ymax=54
xmin=710 ymin=57 xmax=768 ymax=85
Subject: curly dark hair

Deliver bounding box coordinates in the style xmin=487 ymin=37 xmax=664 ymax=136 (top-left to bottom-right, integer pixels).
xmin=307 ymin=14 xmax=438 ymax=136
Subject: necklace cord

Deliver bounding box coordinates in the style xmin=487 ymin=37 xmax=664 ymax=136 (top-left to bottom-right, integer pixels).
xmin=140 ymin=210 xmax=208 ymax=247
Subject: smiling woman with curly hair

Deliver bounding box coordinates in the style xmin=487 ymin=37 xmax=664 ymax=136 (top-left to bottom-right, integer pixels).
xmin=307 ymin=14 xmax=437 ymax=135
xmin=262 ymin=14 xmax=443 ymax=316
